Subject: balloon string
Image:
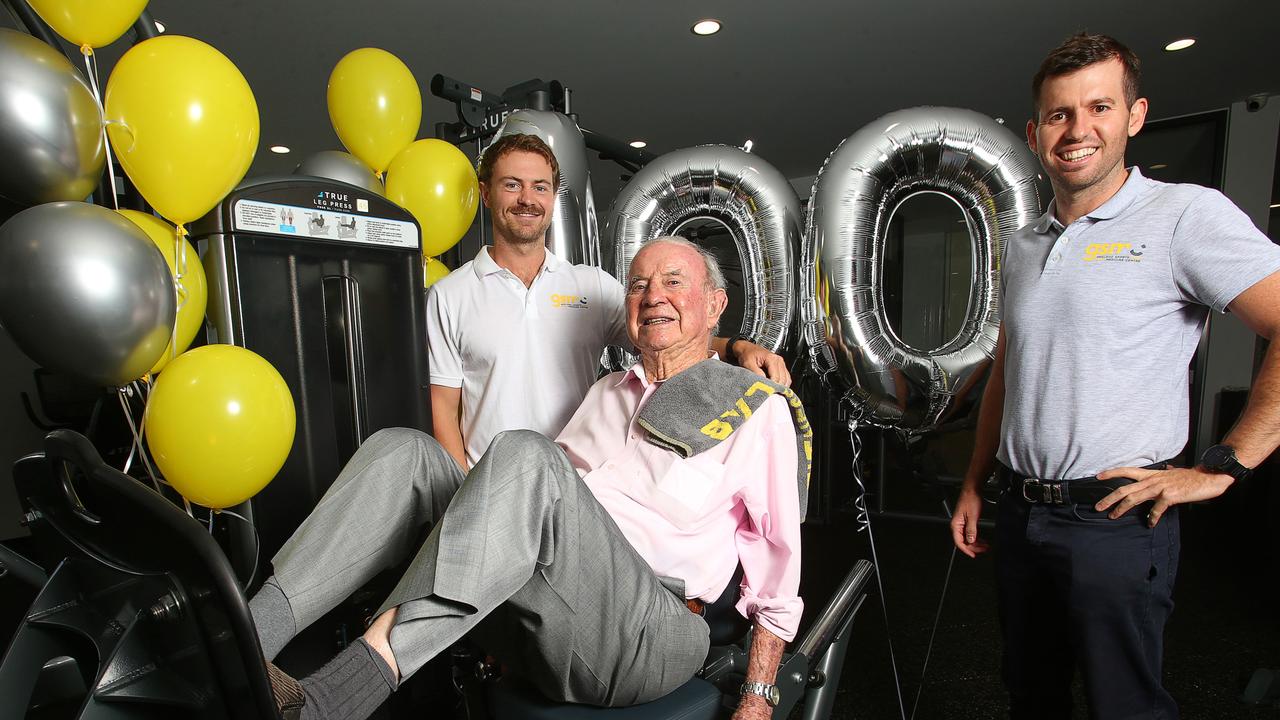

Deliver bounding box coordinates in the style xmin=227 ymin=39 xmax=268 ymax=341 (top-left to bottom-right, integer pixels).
xmin=118 ymin=384 xmax=162 ymax=494
xmin=82 ymin=50 xmax=119 ymax=211
xmin=171 ymin=225 xmax=189 ymax=363
xmin=848 ymin=417 xmax=909 ymax=720
xmin=209 ymin=508 xmax=261 ymax=589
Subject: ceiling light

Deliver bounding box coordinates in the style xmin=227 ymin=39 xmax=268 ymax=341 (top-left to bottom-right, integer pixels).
xmin=691 ymin=19 xmax=721 ymax=36
xmin=270 ymin=145 xmax=291 ymax=154
xmin=154 ymin=20 xmax=165 ymax=33
xmin=1149 ymin=163 xmax=1168 ymax=170
xmin=741 ymin=139 xmax=754 ymax=153
xmin=995 ymin=117 xmax=1005 ymax=125
xmin=1271 ymin=203 xmax=1280 ymax=209
xmin=629 ymin=140 xmax=647 ymax=149
xmin=1164 ymin=38 xmax=1195 ymax=52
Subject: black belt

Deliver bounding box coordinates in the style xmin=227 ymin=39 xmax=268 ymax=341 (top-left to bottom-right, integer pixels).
xmin=998 ymin=461 xmax=1172 ymax=506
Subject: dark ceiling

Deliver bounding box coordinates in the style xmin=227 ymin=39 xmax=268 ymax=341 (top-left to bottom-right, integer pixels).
xmin=3 ymin=0 xmax=1277 ymax=206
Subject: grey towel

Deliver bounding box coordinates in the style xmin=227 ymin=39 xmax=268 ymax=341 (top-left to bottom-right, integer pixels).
xmin=636 ymin=359 xmax=813 ymax=520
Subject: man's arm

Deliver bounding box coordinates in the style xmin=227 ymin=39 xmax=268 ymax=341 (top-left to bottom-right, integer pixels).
xmin=430 ymin=384 xmax=468 ymax=470
xmin=711 ymin=336 xmax=791 ymax=386
xmin=949 ymin=325 xmax=1006 ymax=558
xmin=732 ymin=625 xmax=786 ymax=720
xmin=1098 ymin=270 xmax=1280 ymax=524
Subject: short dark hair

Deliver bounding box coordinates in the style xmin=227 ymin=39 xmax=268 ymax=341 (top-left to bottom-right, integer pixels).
xmin=1031 ymin=33 xmax=1142 ymax=120
xmin=477 ymin=133 xmax=561 ymax=189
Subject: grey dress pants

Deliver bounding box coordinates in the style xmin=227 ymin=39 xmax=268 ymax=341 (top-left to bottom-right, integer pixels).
xmin=268 ymin=427 xmax=710 ymax=707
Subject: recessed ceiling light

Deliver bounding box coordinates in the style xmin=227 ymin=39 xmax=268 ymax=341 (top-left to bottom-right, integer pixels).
xmin=1164 ymin=38 xmax=1195 ymax=52
xmin=1149 ymin=163 xmax=1168 ymax=170
xmin=1271 ymin=202 xmax=1280 ymax=209
xmin=629 ymin=140 xmax=647 ymax=149
xmin=691 ymin=19 xmax=721 ymax=36
xmin=154 ymin=20 xmax=165 ymax=33
xmin=270 ymin=145 xmax=291 ymax=154
xmin=995 ymin=117 xmax=1005 ymax=125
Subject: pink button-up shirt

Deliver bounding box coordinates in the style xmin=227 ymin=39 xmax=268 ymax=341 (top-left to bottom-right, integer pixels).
xmin=554 ymin=362 xmax=804 ymax=641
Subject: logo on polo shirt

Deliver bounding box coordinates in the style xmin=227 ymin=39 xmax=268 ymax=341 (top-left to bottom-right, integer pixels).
xmin=1083 ymin=242 xmax=1145 ymax=263
xmin=550 ymin=293 xmax=589 ymax=309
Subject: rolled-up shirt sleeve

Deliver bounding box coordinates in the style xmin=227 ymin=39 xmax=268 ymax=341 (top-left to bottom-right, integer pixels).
xmin=426 ymin=284 xmax=462 ymax=388
xmin=732 ymin=395 xmax=804 ymax=641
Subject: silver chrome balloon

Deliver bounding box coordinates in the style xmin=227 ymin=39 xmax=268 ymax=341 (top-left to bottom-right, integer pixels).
xmin=0 ymin=28 xmax=106 ymax=207
xmin=0 ymin=202 xmax=176 ymax=386
xmin=488 ymin=110 xmax=599 ymax=266
xmin=605 ymin=145 xmax=800 ymax=354
xmin=801 ymin=107 xmax=1047 ymax=430
xmin=294 ymin=150 xmax=385 ymax=196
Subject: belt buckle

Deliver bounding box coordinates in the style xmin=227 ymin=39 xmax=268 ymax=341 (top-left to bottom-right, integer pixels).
xmin=1021 ymin=478 xmax=1064 ymax=504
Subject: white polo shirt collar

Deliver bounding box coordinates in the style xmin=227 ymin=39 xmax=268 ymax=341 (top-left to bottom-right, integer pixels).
xmin=471 ymin=245 xmax=567 ymax=280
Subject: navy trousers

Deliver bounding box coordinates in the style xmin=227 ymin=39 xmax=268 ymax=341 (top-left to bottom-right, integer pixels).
xmin=995 ymin=490 xmax=1180 ymax=720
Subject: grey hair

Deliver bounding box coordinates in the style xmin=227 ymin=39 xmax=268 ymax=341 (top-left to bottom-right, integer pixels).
xmin=640 ymin=235 xmax=727 ymax=292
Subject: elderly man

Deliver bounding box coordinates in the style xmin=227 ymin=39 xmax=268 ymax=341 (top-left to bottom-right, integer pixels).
xmin=253 ymin=237 xmax=807 ymax=720
xmin=428 ymin=133 xmax=789 ymax=470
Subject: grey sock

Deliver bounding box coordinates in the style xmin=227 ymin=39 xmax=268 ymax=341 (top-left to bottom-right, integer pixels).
xmin=299 ymin=638 xmax=398 ymax=720
xmin=249 ymin=578 xmax=296 ymax=661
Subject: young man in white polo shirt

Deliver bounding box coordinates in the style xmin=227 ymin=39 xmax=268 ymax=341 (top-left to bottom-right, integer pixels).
xmin=427 ymin=134 xmax=789 ymax=468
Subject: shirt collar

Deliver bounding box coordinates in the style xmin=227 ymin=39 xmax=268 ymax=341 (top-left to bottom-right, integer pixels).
xmin=1034 ymin=166 xmax=1150 ymax=234
xmin=1082 ymin=166 xmax=1148 ymax=221
xmin=471 ymin=245 xmax=565 ymax=280
xmin=612 ymin=353 xmax=723 ymax=389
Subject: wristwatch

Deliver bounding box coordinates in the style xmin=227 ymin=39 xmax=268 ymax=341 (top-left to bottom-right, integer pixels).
xmin=740 ymin=680 xmax=781 ymax=707
xmin=1200 ymin=444 xmax=1253 ymax=482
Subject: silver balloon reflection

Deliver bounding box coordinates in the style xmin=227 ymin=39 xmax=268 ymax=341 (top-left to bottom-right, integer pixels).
xmin=294 ymin=150 xmax=385 ymax=196
xmin=801 ymin=107 xmax=1047 ymax=431
xmin=606 ymin=145 xmax=801 ymax=354
xmin=0 ymin=202 xmax=176 ymax=386
xmin=0 ymin=29 xmax=106 ymax=207
xmin=488 ymin=110 xmax=599 ymax=266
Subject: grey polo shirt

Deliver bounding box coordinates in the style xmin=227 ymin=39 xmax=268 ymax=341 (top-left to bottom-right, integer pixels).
xmin=996 ymin=168 xmax=1280 ymax=479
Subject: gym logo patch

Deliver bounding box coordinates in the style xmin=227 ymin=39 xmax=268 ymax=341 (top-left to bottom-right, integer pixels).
xmin=550 ymin=293 xmax=589 ymax=309
xmin=1083 ymin=242 xmax=1145 ymax=263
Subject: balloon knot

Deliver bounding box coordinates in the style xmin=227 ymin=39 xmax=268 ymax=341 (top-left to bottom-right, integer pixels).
xmin=80 ymin=44 xmax=92 ymax=57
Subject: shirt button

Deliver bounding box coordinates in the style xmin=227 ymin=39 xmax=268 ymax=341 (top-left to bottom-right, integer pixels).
xmin=1051 ymin=255 xmax=1061 ymax=263
xmin=1060 ymin=235 xmax=1069 ymax=243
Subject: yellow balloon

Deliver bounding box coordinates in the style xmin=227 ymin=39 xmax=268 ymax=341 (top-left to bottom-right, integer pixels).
xmin=386 ymin=139 xmax=479 ymax=257
xmin=117 ymin=210 xmax=207 ymax=374
xmin=104 ymin=35 xmax=259 ymax=226
xmin=424 ymin=257 xmax=450 ymax=288
xmin=327 ymin=48 xmax=421 ymax=174
xmin=27 ymin=0 xmax=148 ymax=49
xmin=145 ymin=345 xmax=295 ymax=509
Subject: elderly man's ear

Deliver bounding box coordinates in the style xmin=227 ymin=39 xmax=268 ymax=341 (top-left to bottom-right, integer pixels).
xmin=709 ymin=288 xmax=728 ymax=323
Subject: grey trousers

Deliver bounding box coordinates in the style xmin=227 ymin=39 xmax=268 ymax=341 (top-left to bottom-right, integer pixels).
xmin=268 ymin=427 xmax=709 ymax=707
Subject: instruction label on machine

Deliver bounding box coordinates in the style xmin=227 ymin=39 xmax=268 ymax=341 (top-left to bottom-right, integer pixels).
xmin=233 ymin=199 xmax=420 ymax=251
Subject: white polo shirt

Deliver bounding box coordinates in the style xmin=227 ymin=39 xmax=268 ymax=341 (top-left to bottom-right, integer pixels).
xmin=426 ymin=246 xmax=628 ymax=466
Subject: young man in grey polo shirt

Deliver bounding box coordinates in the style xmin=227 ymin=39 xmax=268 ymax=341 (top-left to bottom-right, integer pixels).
xmin=950 ymin=33 xmax=1280 ymax=718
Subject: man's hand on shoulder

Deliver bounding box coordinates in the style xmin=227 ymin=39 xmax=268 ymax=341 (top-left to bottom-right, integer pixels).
xmin=734 ymin=340 xmax=791 ymax=387
xmin=1094 ymin=465 xmax=1235 ymax=526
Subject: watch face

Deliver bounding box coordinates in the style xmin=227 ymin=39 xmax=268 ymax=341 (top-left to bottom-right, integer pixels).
xmin=1202 ymin=444 xmax=1235 ymax=470
xmin=767 ymin=685 xmax=782 ymax=706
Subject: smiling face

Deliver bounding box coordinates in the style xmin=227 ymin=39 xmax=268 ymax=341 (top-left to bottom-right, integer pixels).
xmin=625 ymin=241 xmax=727 ymax=375
xmin=480 ymin=150 xmax=555 ymax=246
xmin=1027 ymin=58 xmax=1147 ymax=206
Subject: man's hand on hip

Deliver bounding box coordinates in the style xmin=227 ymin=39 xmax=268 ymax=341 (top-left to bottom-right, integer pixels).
xmin=949 ymin=485 xmax=990 ymax=558
xmin=1094 ymin=465 xmax=1235 ymax=526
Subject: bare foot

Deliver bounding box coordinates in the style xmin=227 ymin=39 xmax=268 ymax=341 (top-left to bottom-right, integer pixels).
xmin=362 ymin=606 xmax=401 ymax=683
